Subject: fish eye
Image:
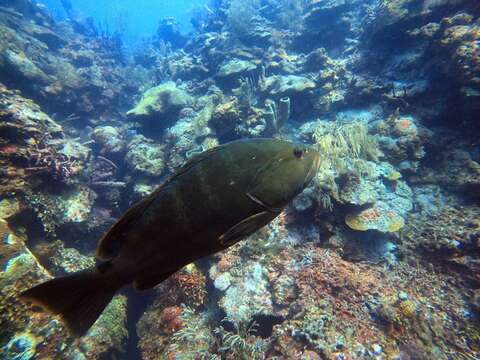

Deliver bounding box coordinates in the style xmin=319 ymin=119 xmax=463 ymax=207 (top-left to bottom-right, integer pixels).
xmin=293 ymin=148 xmax=305 ymax=159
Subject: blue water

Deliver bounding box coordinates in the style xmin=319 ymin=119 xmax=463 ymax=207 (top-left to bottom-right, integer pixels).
xmin=41 ymin=0 xmax=208 ymax=46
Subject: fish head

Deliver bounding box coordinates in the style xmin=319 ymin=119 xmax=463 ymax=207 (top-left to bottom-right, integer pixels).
xmin=248 ymin=140 xmax=321 ymax=212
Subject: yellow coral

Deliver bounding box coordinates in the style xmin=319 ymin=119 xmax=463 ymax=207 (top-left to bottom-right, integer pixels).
xmin=386 ymin=170 xmax=402 ymax=181
xmin=345 ymin=213 xmax=368 ymax=231
xmin=387 ymin=217 xmax=405 ymax=232
xmin=277 ymin=48 xmax=298 ymax=62
xmin=215 ymin=100 xmax=237 ymax=115
xmin=127 ymin=82 xmax=191 ymax=117
xmin=202 ymin=137 xmax=219 ymax=150
xmin=0 ymin=198 xmax=21 ymax=219
xmin=398 ymin=300 xmax=416 ymax=318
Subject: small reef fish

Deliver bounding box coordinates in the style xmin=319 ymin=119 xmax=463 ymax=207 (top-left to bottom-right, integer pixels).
xmin=20 ymin=138 xmax=321 ymax=336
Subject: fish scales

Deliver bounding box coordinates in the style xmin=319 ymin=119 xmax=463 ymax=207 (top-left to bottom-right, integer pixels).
xmin=20 ymin=138 xmax=320 ymax=336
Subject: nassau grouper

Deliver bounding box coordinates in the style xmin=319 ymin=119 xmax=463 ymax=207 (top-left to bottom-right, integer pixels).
xmin=20 ymin=138 xmax=321 ymax=336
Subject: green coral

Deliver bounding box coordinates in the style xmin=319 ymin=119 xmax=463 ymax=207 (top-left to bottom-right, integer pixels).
xmin=217 ymin=59 xmax=257 ymax=77
xmin=92 ymin=126 xmax=125 ymax=154
xmin=62 ymin=186 xmax=92 ymax=223
xmin=263 ymin=75 xmax=316 ymax=96
xmin=50 ymin=58 xmax=83 ymax=89
xmin=4 ymin=49 xmax=49 ymax=82
xmin=191 ymin=98 xmax=215 ymax=137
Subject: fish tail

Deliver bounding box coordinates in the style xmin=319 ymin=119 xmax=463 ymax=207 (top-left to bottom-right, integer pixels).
xmin=20 ymin=267 xmax=120 ymax=337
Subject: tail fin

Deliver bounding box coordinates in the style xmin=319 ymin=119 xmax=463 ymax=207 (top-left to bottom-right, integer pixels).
xmin=20 ymin=268 xmax=119 ymax=337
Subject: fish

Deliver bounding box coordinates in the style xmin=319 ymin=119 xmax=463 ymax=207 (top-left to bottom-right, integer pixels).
xmin=20 ymin=138 xmax=321 ymax=337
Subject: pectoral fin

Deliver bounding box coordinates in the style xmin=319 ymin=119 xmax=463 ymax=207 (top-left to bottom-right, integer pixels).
xmin=219 ymin=211 xmax=275 ymax=247
xmin=246 ymin=192 xmax=283 ymax=213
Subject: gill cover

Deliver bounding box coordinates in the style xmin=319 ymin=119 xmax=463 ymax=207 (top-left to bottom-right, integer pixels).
xmin=248 ymin=145 xmax=318 ymax=211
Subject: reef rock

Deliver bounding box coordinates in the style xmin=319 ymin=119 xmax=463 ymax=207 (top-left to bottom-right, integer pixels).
xmin=297 ymin=0 xmax=352 ymax=52
xmin=218 ymin=261 xmax=273 ymax=325
xmin=216 ymin=58 xmax=257 ymax=78
xmin=0 ymin=2 xmax=137 ymax=121
xmin=126 ymin=81 xmax=192 ymax=123
xmin=125 ymin=135 xmax=165 ymax=177
xmin=0 ymin=218 xmax=127 ymax=359
xmin=411 ymin=148 xmax=480 ymax=198
xmin=0 ymin=82 xmax=85 ymax=194
xmin=92 ymin=125 xmax=125 ymax=155
xmin=261 ymin=75 xmax=316 ymax=96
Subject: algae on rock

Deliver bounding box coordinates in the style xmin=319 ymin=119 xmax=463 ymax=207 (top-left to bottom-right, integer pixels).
xmin=126 ymin=81 xmax=192 ymax=121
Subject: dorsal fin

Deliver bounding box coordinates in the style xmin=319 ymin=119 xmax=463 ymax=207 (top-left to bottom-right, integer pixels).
xmin=165 ymin=145 xmax=224 ymax=185
xmin=96 ymin=194 xmax=156 ymax=260
xmin=96 ymin=145 xmax=224 ymax=260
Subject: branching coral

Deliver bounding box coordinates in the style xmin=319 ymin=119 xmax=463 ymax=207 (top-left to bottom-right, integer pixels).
xmin=165 ymin=264 xmax=207 ymax=309
xmin=167 ymin=306 xmax=214 ymax=359
xmin=313 ymin=121 xmax=379 ymax=169
xmin=25 ymin=135 xmax=82 ymax=183
xmin=311 ymin=120 xmax=381 ymax=206
xmin=214 ymin=319 xmax=267 ymax=360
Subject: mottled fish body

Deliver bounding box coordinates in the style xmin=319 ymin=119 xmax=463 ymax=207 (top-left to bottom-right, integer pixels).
xmin=20 ymin=138 xmax=320 ymax=336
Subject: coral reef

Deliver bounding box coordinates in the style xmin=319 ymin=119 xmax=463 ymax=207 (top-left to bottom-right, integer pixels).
xmin=125 ymin=135 xmax=165 ymax=177
xmin=0 ymin=219 xmax=127 ymax=359
xmin=0 ymin=0 xmax=479 ymax=358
